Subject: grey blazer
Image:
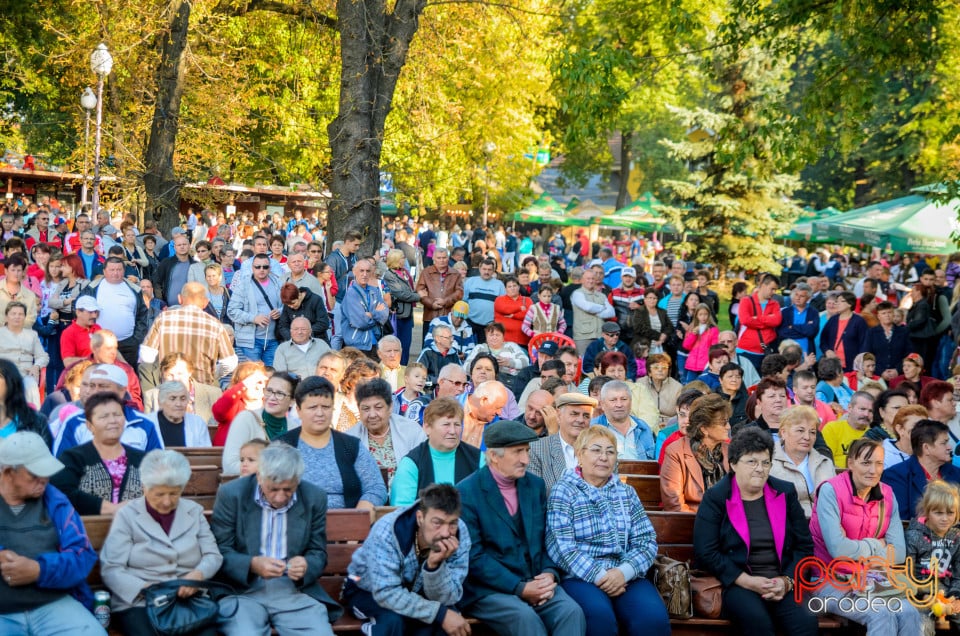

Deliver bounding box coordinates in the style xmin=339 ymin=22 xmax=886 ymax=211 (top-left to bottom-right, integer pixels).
xmin=528 ymin=434 xmax=568 ymax=495
xmin=210 ymin=475 xmax=343 ymax=621
xmin=100 ymin=497 xmax=223 ymax=612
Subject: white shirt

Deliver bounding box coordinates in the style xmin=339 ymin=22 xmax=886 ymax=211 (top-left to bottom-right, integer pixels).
xmin=95 ymin=281 xmax=137 ymax=340
xmin=560 ymin=435 xmax=577 ymax=470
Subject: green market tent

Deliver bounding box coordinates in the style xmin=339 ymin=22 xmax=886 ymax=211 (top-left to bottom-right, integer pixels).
xmin=781 ymin=206 xmax=842 ymax=242
xmin=811 ymin=195 xmax=960 ymax=254
xmin=512 ymin=193 xmax=591 ymax=226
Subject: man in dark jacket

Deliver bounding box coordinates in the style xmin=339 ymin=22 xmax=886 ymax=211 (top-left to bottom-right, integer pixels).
xmin=458 ymin=420 xmax=586 ymax=636
xmin=777 ymin=283 xmax=819 ymax=356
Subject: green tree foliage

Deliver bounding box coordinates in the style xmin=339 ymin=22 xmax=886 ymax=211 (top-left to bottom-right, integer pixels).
xmin=659 ymin=42 xmax=802 ymax=276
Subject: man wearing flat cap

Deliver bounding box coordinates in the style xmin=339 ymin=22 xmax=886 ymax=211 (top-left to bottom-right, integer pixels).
xmin=458 ymin=421 xmax=586 ymax=636
xmin=581 ymin=322 xmax=637 ymax=379
xmin=528 ymin=393 xmax=597 ymax=495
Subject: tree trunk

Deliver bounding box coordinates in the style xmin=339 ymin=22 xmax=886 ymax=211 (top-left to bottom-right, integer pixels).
xmin=327 ymin=0 xmax=427 ymax=256
xmin=143 ymin=0 xmax=191 ymax=235
xmin=617 ymin=130 xmax=632 ymax=210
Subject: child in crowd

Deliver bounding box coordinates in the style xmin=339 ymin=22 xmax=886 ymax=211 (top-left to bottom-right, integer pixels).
xmin=393 ymin=363 xmax=427 ymax=419
xmin=905 ymin=480 xmax=960 ymax=636
xmin=521 ymin=282 xmax=565 ymax=338
xmin=632 ymin=339 xmax=649 ymax=378
xmin=238 ymin=438 xmax=268 ymax=477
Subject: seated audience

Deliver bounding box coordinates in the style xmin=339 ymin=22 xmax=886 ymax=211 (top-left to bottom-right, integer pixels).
xmin=211 ymin=442 xmax=340 ymax=635
xmin=882 ymin=419 xmax=960 ymax=520
xmin=277 ymin=376 xmax=386 ymax=509
xmin=770 ymin=406 xmax=836 ymax=518
xmin=636 ymin=353 xmax=682 ymax=427
xmin=238 ymin=438 xmax=267 ymax=476
xmin=821 ymin=391 xmax=875 ymax=468
xmin=100 ymin=450 xmax=223 ymax=636
xmin=592 ymin=380 xmax=656 ymax=460
xmin=343 ymin=484 xmax=471 ymax=635
xmin=222 ymin=372 xmax=299 ymax=475
xmin=815 ymin=357 xmax=853 ymax=411
xmin=864 ymin=390 xmax=910 ymax=442
xmin=0 ymin=432 xmax=102 ymax=633
xmin=464 ymin=322 xmax=530 ymax=380
xmin=141 ymin=353 xmax=221 ymax=425
xmin=717 ymin=362 xmax=749 ymax=428
xmin=146 ymin=380 xmax=212 ymax=448
xmin=882 ymin=405 xmax=929 ymax=469
xmin=333 ymin=359 xmax=381 ymax=431
xmin=655 ymin=388 xmax=703 ymax=464
xmin=51 ymin=392 xmax=144 ymax=515
xmin=661 ymin=393 xmax=731 ymax=512
xmin=273 ymin=316 xmax=331 ymax=379
xmin=545 ymin=425 xmax=670 ymax=636
xmin=528 ymin=393 xmax=597 ymax=493
xmin=0 ymin=301 xmax=48 ymax=407
xmin=809 ymin=438 xmax=922 ymax=633
xmin=694 ymin=427 xmax=817 ymax=636
xmin=889 ymin=352 xmax=935 ymax=391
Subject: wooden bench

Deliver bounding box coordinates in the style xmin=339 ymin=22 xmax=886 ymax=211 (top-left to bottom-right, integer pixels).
xmin=621 ymin=474 xmax=662 ymax=509
xmin=618 ymin=460 xmax=659 ymax=476
xmin=182 ymin=464 xmax=220 ymax=511
xmin=645 ymin=511 xmax=845 ymax=635
xmin=170 ymin=446 xmax=224 ymax=470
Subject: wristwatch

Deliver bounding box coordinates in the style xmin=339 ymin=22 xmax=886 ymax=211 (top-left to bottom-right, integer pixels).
xmin=781 ymin=576 xmax=794 ymax=593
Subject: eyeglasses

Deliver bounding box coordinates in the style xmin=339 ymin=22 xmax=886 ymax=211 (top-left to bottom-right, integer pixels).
xmin=264 ymin=388 xmax=291 ymax=400
xmin=650 ymin=365 xmax=669 ymax=371
xmin=440 ymin=379 xmax=467 ymax=387
xmin=253 ymin=265 xmax=270 ymax=270
xmin=740 ymin=459 xmax=772 ymax=471
xmin=585 ymin=446 xmax=617 ymax=458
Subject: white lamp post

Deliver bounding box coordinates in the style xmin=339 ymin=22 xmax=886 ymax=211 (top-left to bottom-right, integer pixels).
xmin=89 ymin=44 xmax=113 ymax=217
xmin=80 ymin=87 xmax=97 ymax=208
xmin=482 ymin=141 xmax=496 ymax=228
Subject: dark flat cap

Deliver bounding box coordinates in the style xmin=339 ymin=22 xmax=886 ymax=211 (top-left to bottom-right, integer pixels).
xmin=601 ymin=321 xmax=621 ymax=333
xmin=484 ymin=420 xmax=539 ymax=448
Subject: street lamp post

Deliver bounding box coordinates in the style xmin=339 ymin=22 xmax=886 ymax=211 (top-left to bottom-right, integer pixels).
xmin=89 ymin=44 xmax=113 ymax=218
xmin=80 ymin=87 xmax=97 ymax=208
xmin=482 ymin=141 xmax=496 ymax=228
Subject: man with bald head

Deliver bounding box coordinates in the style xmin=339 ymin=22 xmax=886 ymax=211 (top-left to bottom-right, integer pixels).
xmin=274 ymin=316 xmax=331 ymax=379
xmin=140 ymin=281 xmax=237 ymax=387
xmin=462 ymin=381 xmax=509 ymax=448
xmin=519 ymin=389 xmax=557 ymax=438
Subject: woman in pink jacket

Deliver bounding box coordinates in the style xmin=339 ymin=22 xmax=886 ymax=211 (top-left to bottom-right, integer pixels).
xmin=681 ymin=303 xmax=719 ymax=382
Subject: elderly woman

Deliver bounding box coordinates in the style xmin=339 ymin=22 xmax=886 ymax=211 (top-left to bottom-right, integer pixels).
xmin=390 ymin=397 xmax=482 ymax=506
xmin=222 ymin=372 xmax=299 ymax=475
xmin=146 ymin=380 xmax=212 ymax=448
xmin=466 ymin=353 xmax=522 ymax=420
xmin=820 ymin=291 xmax=868 ymax=372
xmin=660 ymin=393 xmax=731 ymax=512
xmin=211 ymin=361 xmax=268 ymax=446
xmin=881 ymin=419 xmax=960 ymax=520
xmin=810 ymin=438 xmax=922 ymax=633
xmin=380 ymin=249 xmax=419 ymax=364
xmin=345 ymin=378 xmax=426 ymax=483
xmin=0 ymin=301 xmax=49 ymax=407
xmin=890 ymin=352 xmax=935 ymax=391
xmin=864 ymin=389 xmax=910 ymax=442
xmin=100 ymin=450 xmax=223 ymax=636
xmin=636 ymin=352 xmax=682 ymax=427
xmin=465 ymin=322 xmax=530 ymax=380
xmin=815 ymin=357 xmax=853 ymax=411
xmin=494 ymin=276 xmax=534 ymax=347
xmin=51 ymin=392 xmax=144 ymax=515
xmin=694 ymin=427 xmax=818 ymax=636
xmin=277 ymin=282 xmax=329 ymax=344
xmin=546 ymin=425 xmax=670 ymax=636
xmin=630 ymin=288 xmax=673 ymax=353
xmin=770 ymin=406 xmax=836 ymax=518
xmin=882 ymin=404 xmax=928 ymax=469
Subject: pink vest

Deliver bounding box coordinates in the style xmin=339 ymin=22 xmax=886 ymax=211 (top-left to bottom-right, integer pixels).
xmin=810 ymin=472 xmax=894 ymax=564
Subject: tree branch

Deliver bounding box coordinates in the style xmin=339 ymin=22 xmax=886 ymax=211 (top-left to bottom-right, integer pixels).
xmin=216 ymin=0 xmax=338 ymax=30
xmin=426 ymin=0 xmax=559 ymax=18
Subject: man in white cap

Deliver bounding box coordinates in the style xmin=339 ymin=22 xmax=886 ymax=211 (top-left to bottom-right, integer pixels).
xmin=528 ymin=393 xmax=597 ymax=493
xmin=59 ymin=295 xmax=102 ymax=368
xmin=0 ymin=432 xmax=103 ymax=634
xmin=608 ymin=266 xmax=644 ymax=344
xmin=52 ymin=363 xmax=163 ymax=456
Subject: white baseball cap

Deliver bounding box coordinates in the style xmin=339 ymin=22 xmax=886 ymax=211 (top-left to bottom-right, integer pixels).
xmin=88 ymin=364 xmax=129 ymax=388
xmin=75 ymin=296 xmax=101 ymax=312
xmin=0 ymin=432 xmax=64 ymax=478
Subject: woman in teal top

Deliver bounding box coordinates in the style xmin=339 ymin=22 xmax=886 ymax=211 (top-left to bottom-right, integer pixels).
xmin=390 ymin=396 xmax=483 ymax=505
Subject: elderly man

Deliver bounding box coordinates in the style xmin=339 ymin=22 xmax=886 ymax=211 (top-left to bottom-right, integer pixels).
xmin=391 ymin=398 xmax=480 ymax=506
xmin=343 ymin=483 xmax=471 ymax=636
xmin=570 ymin=269 xmax=615 ymax=354
xmin=154 ymin=233 xmax=194 ymax=306
xmin=417 ymin=324 xmax=461 ymax=387
xmin=528 ymin=393 xmax=597 ymax=493
xmin=778 ymin=282 xmax=819 ymax=356
xmin=211 ymin=442 xmax=340 ymax=636
xmin=417 ymin=248 xmax=464 ymax=345
xmin=581 ymin=322 xmax=637 ymax=379
xmin=458 ymin=420 xmax=586 ymax=636
xmin=81 ymin=256 xmax=147 ymax=366
xmin=274 ymin=316 xmax=331 ymax=379
xmin=821 ymin=391 xmax=877 ymax=469
xmin=52 ymin=364 xmax=163 ymax=456
xmin=342 ymin=258 xmax=390 ymax=357
xmin=0 ymin=432 xmax=103 ymax=635
xmin=592 ymin=381 xmax=656 ymax=460
xmin=407 ymin=364 xmax=470 ymax=426
xmin=283 ymin=251 xmax=323 ymax=296
xmin=87 ymin=330 xmax=143 ymax=410
xmin=462 ymin=258 xmax=506 ymax=344
xmin=423 ymin=301 xmax=476 ymax=361
xmin=518 ymin=390 xmax=557 ymax=438
xmin=462 ymin=381 xmax=510 ymax=448
xmin=140 ymin=281 xmax=237 ymax=387
xmin=716 ymin=330 xmax=761 ymax=388
xmin=377 ymin=335 xmax=405 ymax=392
xmin=229 ymin=253 xmax=283 ymax=365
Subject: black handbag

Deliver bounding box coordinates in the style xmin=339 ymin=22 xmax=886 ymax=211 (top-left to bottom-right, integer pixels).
xmin=144 ymin=579 xmax=236 ymax=635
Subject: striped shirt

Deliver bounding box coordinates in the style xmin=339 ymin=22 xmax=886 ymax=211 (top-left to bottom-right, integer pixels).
xmin=254 ymin=485 xmax=297 ymax=560
xmin=140 ymin=304 xmax=236 ymax=385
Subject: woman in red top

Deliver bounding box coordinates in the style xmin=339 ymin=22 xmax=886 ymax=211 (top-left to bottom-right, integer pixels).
xmin=494 ymin=275 xmax=533 ymax=347
xmin=211 ymin=361 xmax=268 ymax=446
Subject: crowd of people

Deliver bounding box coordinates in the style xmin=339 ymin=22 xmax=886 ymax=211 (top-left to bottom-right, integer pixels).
xmin=1 ymin=198 xmax=960 ymax=635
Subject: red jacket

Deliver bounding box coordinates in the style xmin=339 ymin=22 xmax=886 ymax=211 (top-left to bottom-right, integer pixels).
xmin=737 ymin=293 xmax=782 ymax=354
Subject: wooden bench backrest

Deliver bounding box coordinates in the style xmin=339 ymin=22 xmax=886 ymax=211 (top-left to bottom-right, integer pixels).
xmin=648 ymin=511 xmax=696 ymax=563
xmin=621 ymin=474 xmax=662 ymax=509
xmin=183 ymin=465 xmax=220 ymax=497
xmin=169 ymin=447 xmax=224 ymax=470
xmin=618 ymin=460 xmax=659 ymax=476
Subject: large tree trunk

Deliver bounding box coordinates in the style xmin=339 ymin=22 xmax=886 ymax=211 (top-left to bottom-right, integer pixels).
xmin=327 ymin=0 xmax=427 ymax=256
xmin=143 ymin=0 xmax=191 ymax=235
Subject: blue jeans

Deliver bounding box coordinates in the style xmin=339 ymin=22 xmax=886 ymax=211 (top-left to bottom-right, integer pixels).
xmin=0 ymin=595 xmax=106 ymax=635
xmin=237 ymin=338 xmax=278 ymax=366
xmin=396 ymin=316 xmax=414 ymax=365
xmin=561 ymin=576 xmax=670 ymax=636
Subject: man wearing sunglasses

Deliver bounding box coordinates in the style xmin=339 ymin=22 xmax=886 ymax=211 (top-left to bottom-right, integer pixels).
xmin=228 ymin=254 xmax=283 ymax=365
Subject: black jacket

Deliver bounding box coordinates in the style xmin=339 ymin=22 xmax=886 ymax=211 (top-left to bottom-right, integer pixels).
xmin=864 ymin=325 xmax=913 ymax=375
xmin=79 ymin=279 xmax=149 ymax=345
xmin=152 ymin=255 xmax=192 ymax=302
xmin=277 ymin=288 xmax=330 ymax=343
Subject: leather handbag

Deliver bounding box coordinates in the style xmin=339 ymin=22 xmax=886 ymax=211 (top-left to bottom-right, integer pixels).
xmin=689 ymin=571 xmax=723 ymax=618
xmin=651 ymin=555 xmax=692 ymax=619
xmin=144 ymin=579 xmax=236 ymax=635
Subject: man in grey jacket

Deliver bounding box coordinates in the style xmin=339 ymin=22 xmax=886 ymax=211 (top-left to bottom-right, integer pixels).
xmin=227 ymin=253 xmax=282 ymax=365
